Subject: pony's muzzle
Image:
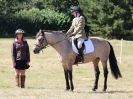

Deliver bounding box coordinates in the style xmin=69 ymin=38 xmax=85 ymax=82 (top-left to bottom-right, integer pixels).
xmin=33 ymin=48 xmax=40 ymax=54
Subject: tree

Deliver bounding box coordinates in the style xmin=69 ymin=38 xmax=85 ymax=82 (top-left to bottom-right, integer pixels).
xmin=78 ymin=0 xmax=133 ymax=39
xmin=0 ymin=0 xmax=132 ymax=39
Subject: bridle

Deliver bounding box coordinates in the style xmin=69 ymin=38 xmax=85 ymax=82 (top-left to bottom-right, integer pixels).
xmin=34 ymin=31 xmax=47 ymax=50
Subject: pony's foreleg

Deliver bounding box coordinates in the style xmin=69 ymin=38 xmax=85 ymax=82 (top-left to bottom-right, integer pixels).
xmin=92 ymin=67 xmax=100 ymax=91
xmin=64 ymin=69 xmax=70 ymax=90
xmin=102 ymin=61 xmax=108 ymax=91
xmin=68 ymin=70 xmax=74 ymax=91
xmin=92 ymin=59 xmax=100 ymax=91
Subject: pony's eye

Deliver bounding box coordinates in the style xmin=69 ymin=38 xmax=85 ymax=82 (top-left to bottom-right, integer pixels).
xmin=38 ymin=37 xmax=41 ymax=41
xmin=38 ymin=38 xmax=40 ymax=41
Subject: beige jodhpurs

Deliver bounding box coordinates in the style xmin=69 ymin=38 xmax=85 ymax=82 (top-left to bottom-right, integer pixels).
xmin=77 ymin=38 xmax=84 ymax=48
xmin=72 ymin=34 xmax=85 ymax=49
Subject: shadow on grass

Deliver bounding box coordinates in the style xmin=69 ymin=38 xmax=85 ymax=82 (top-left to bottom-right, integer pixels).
xmin=75 ymin=90 xmax=133 ymax=94
xmin=26 ymin=86 xmax=133 ymax=94
xmin=27 ymin=86 xmax=63 ymax=90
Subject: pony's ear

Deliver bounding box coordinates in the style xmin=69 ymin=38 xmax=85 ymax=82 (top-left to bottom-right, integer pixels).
xmin=39 ymin=29 xmax=42 ymax=33
xmin=39 ymin=29 xmax=44 ymax=36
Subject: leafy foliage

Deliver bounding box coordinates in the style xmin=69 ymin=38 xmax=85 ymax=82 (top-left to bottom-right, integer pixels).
xmin=0 ymin=0 xmax=133 ymax=39
xmin=79 ymin=0 xmax=133 ymax=39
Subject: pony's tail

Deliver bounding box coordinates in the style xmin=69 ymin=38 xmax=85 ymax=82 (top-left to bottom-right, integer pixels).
xmin=108 ymin=42 xmax=122 ymax=79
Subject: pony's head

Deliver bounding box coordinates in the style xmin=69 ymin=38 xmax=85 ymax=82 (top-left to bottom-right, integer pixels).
xmin=33 ymin=30 xmax=48 ymax=54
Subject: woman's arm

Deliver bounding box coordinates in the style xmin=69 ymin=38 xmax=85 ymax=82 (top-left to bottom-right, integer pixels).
xmin=26 ymin=42 xmax=30 ymax=63
xmin=11 ymin=43 xmax=16 ymax=67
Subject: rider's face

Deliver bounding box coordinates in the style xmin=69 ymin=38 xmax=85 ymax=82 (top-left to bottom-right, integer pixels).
xmin=71 ymin=11 xmax=77 ymax=17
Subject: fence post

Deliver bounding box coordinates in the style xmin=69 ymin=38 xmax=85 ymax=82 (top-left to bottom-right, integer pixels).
xmin=119 ymin=38 xmax=123 ymax=64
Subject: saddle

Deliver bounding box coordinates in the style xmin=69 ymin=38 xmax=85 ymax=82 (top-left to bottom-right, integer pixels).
xmin=73 ymin=38 xmax=85 ymax=64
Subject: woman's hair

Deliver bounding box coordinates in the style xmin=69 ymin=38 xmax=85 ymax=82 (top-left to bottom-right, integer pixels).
xmin=79 ymin=9 xmax=87 ymax=23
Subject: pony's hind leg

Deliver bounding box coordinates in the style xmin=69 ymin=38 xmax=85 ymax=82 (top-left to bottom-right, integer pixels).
xmin=68 ymin=70 xmax=74 ymax=91
xmin=64 ymin=69 xmax=70 ymax=90
xmin=92 ymin=58 xmax=100 ymax=91
xmin=101 ymin=60 xmax=108 ymax=91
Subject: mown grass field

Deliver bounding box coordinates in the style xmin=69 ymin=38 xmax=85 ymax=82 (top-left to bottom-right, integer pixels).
xmin=0 ymin=38 xmax=133 ymax=99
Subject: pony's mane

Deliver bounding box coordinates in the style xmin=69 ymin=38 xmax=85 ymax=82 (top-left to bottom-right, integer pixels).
xmin=42 ymin=30 xmax=65 ymax=33
xmin=36 ymin=30 xmax=66 ymax=39
xmin=42 ymin=30 xmax=65 ymax=35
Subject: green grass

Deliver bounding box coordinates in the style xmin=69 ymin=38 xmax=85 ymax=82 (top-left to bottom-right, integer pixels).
xmin=0 ymin=38 xmax=133 ymax=99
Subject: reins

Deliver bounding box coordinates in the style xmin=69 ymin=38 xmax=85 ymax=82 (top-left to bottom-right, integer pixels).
xmin=41 ymin=31 xmax=68 ymax=48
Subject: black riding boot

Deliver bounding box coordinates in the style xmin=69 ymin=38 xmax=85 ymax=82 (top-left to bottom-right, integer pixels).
xmin=20 ymin=75 xmax=25 ymax=88
xmin=15 ymin=75 xmax=20 ymax=87
xmin=78 ymin=46 xmax=84 ymax=62
xmin=74 ymin=51 xmax=84 ymax=64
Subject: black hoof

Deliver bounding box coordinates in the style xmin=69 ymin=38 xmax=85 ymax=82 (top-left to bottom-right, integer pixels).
xmin=102 ymin=86 xmax=107 ymax=92
xmin=70 ymin=88 xmax=74 ymax=92
xmin=70 ymin=89 xmax=74 ymax=92
xmin=102 ymin=88 xmax=106 ymax=92
xmin=66 ymin=87 xmax=70 ymax=91
xmin=70 ymin=86 xmax=74 ymax=91
xmin=65 ymin=89 xmax=69 ymax=91
xmin=92 ymin=86 xmax=97 ymax=91
xmin=92 ymin=88 xmax=97 ymax=91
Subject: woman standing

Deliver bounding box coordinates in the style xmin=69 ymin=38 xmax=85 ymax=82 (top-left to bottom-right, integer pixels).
xmin=12 ymin=29 xmax=30 ymax=88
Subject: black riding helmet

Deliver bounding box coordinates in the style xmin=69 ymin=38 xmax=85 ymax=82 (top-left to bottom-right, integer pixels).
xmin=70 ymin=5 xmax=80 ymax=13
xmin=15 ymin=29 xmax=25 ymax=35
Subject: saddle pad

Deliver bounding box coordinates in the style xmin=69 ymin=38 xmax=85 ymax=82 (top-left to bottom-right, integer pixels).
xmin=72 ymin=39 xmax=94 ymax=54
